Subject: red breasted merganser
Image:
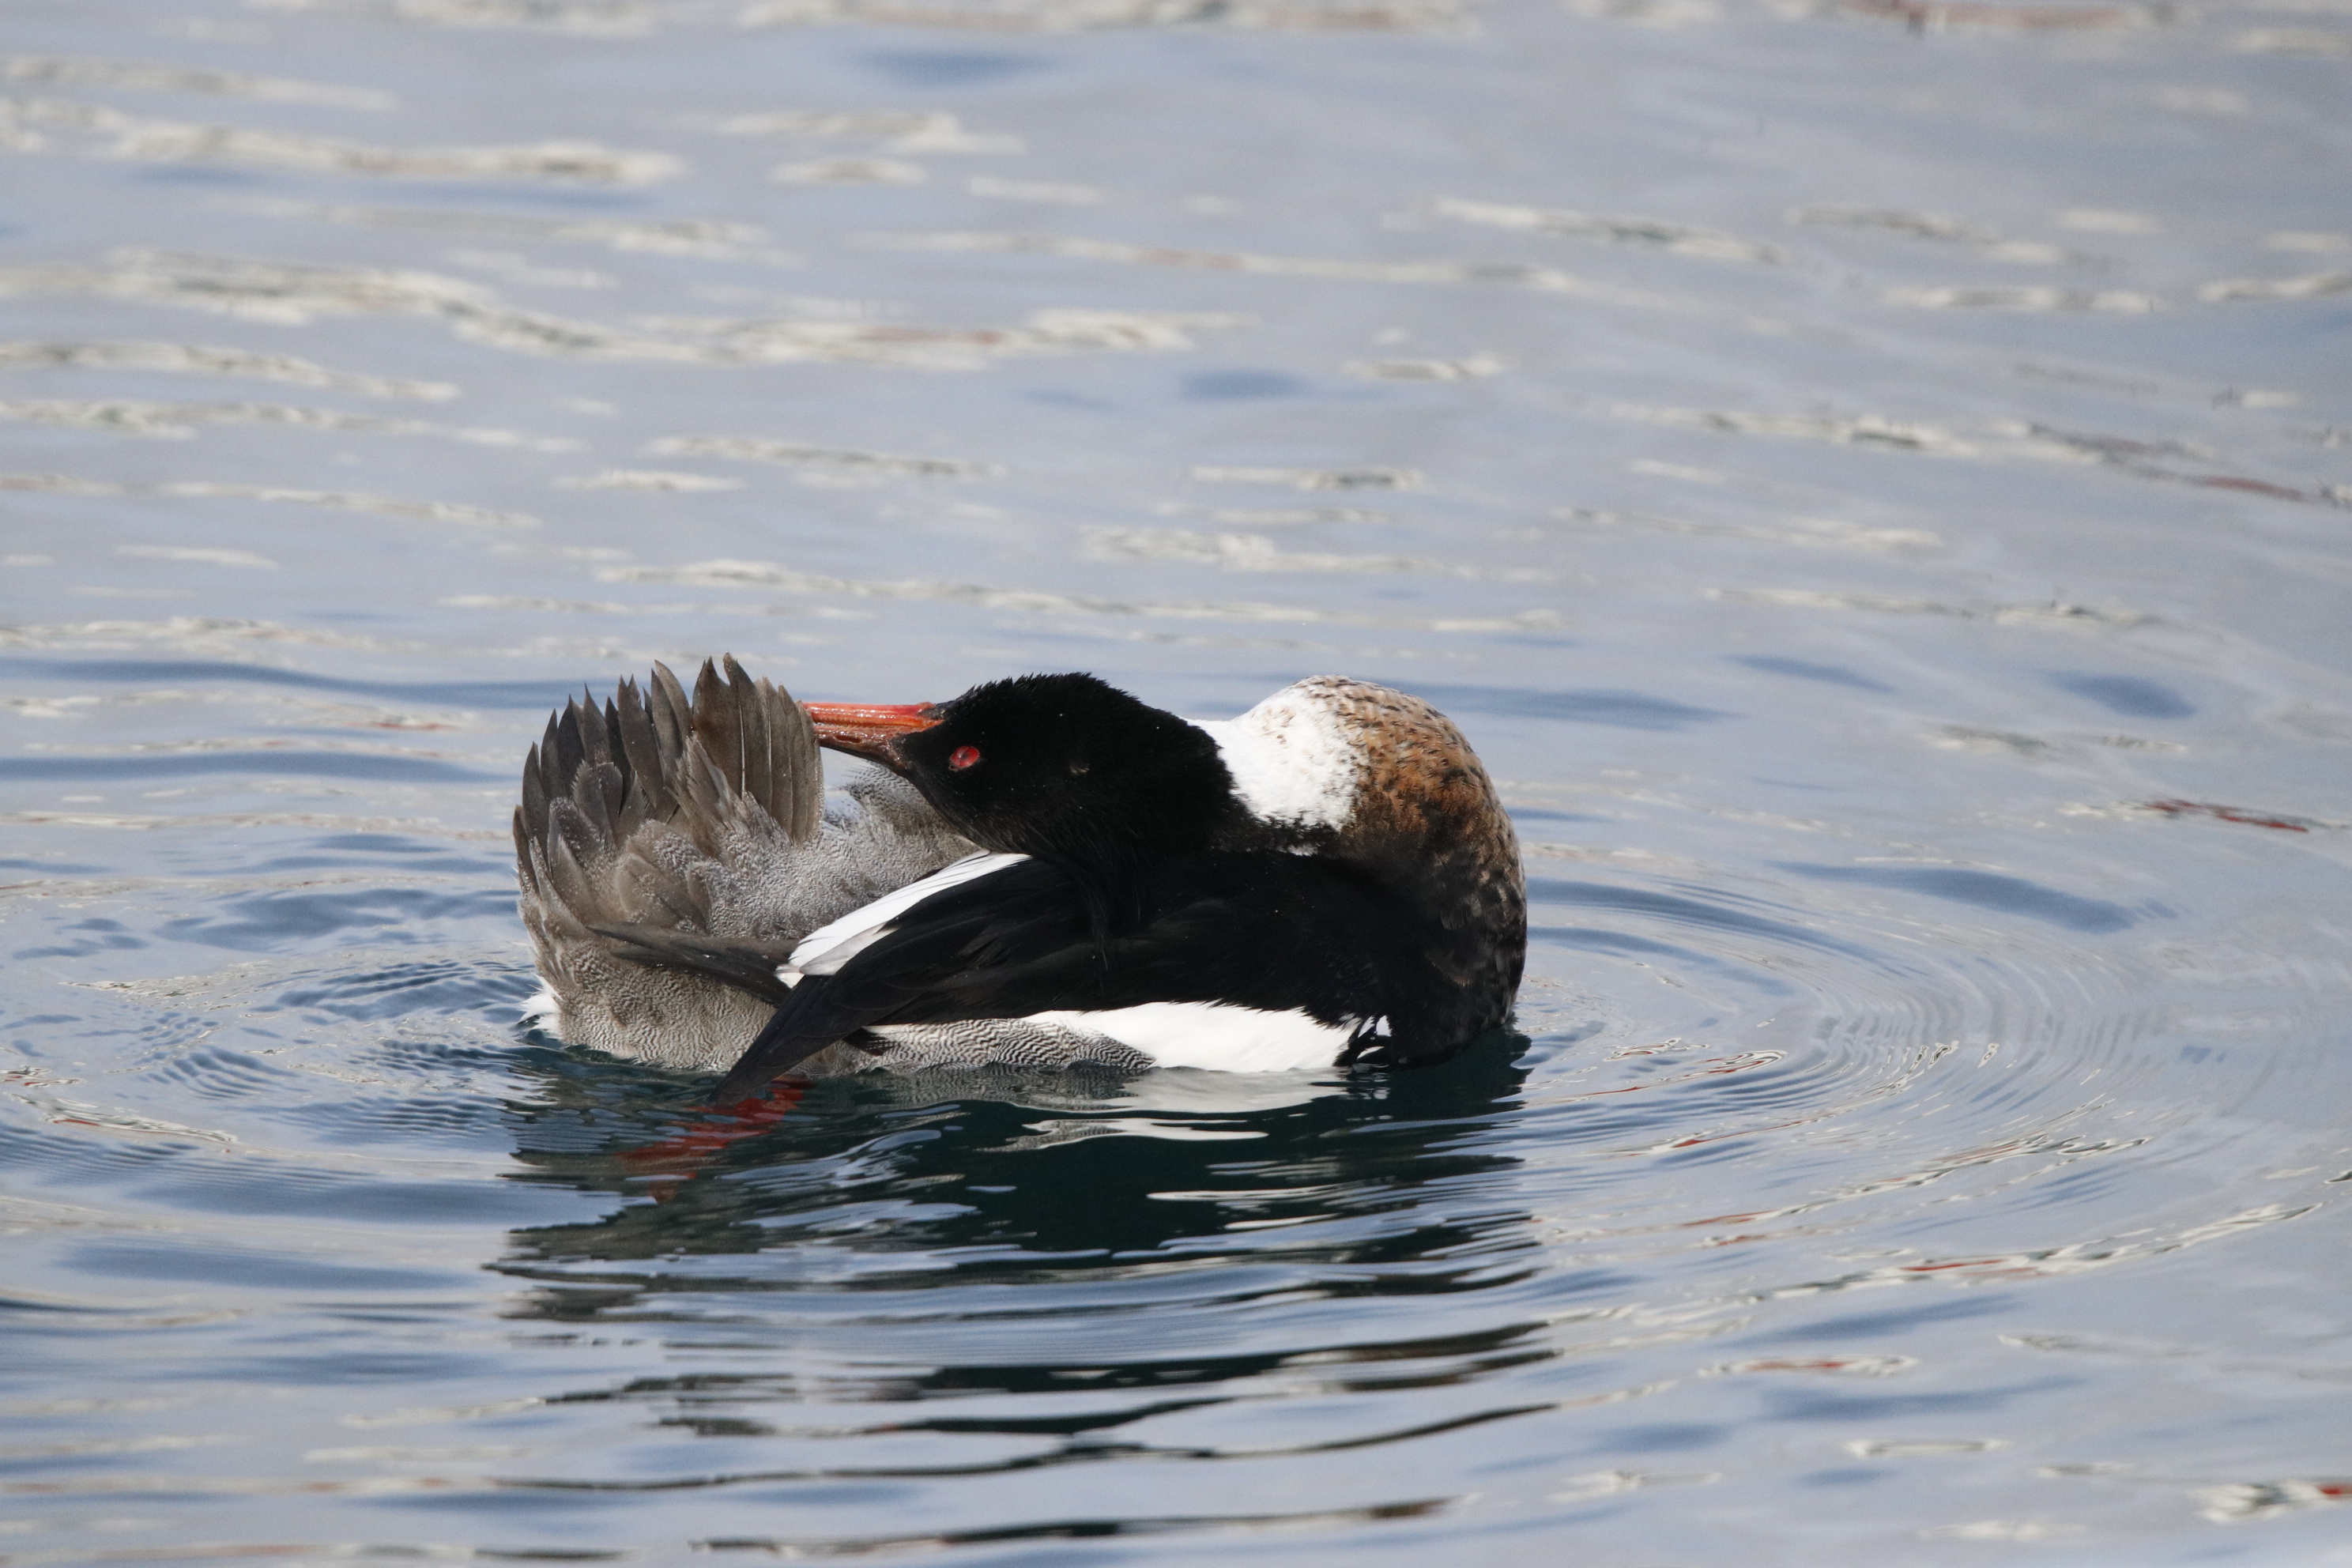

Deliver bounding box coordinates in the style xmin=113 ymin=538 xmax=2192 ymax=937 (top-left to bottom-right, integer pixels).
xmin=517 ymin=658 xmax=1525 ymax=1102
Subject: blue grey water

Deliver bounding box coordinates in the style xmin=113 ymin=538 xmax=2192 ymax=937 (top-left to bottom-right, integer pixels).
xmin=2 ymin=0 xmax=2349 ymax=1560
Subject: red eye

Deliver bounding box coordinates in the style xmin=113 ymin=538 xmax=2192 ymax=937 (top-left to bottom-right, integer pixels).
xmin=948 ymin=744 xmax=982 ymax=771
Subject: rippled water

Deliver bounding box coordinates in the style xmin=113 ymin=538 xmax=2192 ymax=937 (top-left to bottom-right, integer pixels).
xmin=6 ymin=0 xmax=2351 ymax=1559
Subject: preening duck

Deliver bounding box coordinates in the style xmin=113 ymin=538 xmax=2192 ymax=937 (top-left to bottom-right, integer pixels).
xmin=516 ymin=658 xmax=1525 ymax=1103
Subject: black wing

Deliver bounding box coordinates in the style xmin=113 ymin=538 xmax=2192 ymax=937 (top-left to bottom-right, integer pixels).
xmin=707 ymin=853 xmax=1408 ymax=1103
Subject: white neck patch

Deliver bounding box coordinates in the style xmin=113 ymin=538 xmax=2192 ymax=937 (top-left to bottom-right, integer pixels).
xmin=1190 ymin=684 xmax=1360 ymax=833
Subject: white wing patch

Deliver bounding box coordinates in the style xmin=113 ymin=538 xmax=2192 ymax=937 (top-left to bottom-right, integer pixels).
xmin=788 ymin=851 xmax=1029 ymax=971
xmin=1190 ymin=683 xmax=1359 ymax=833
xmin=1024 ymin=1001 xmax=1353 ymax=1072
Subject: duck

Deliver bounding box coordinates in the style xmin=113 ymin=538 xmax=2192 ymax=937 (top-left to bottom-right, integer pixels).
xmin=516 ymin=657 xmax=1525 ymax=1104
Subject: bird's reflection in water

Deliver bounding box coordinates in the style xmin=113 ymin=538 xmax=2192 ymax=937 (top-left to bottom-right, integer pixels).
xmin=495 ymin=1030 xmax=1532 ymax=1280
xmin=484 ymin=1034 xmax=1549 ymax=1513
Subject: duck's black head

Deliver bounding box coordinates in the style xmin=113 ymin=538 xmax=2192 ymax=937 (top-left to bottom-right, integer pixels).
xmin=805 ymin=673 xmax=1242 ymax=867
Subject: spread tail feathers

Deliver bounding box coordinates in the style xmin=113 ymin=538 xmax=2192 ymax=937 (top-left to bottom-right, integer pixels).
xmin=514 ymin=654 xmax=972 ymax=1072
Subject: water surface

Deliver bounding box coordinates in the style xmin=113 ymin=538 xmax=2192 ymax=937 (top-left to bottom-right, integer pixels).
xmin=4 ymin=0 xmax=2351 ymax=1561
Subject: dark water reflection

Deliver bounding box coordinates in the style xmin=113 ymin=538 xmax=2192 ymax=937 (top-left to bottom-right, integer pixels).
xmin=470 ymin=1044 xmax=1568 ymax=1542
xmin=501 ymin=1037 xmax=1530 ymax=1272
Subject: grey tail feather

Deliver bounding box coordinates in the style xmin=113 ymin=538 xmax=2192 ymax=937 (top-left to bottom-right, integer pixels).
xmin=587 ymin=923 xmax=801 ymax=1004
xmin=514 ymin=654 xmax=825 ymax=970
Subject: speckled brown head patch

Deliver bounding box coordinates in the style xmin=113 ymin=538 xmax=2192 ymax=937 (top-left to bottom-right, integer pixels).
xmin=1281 ymin=677 xmax=1526 ymax=1015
